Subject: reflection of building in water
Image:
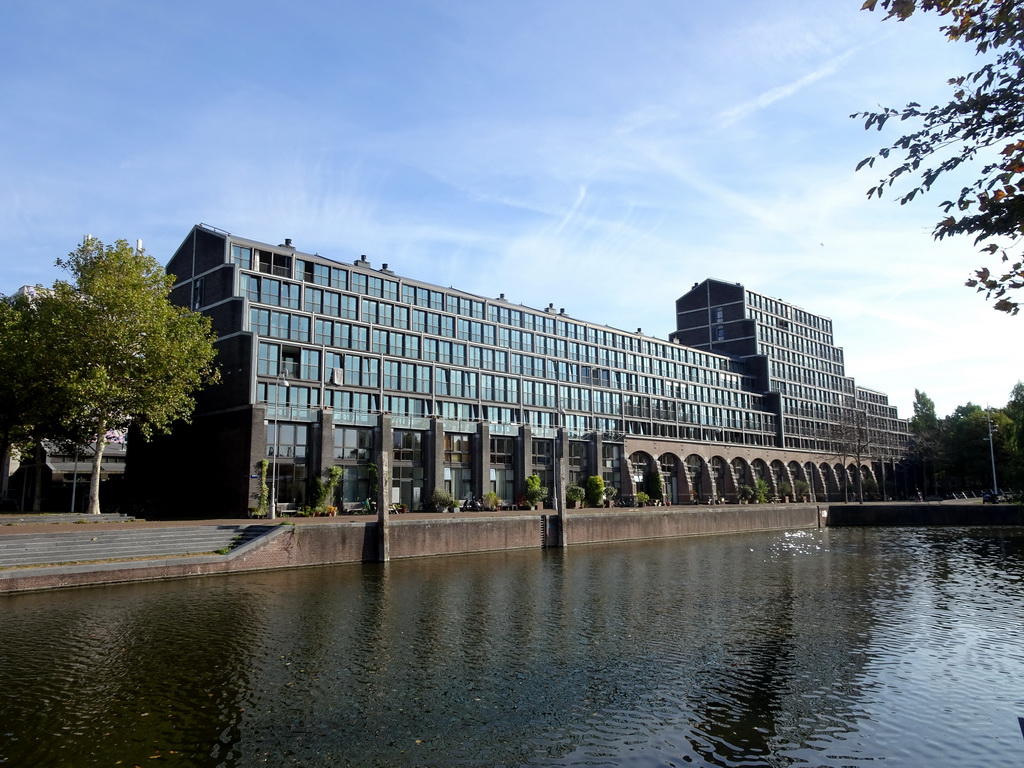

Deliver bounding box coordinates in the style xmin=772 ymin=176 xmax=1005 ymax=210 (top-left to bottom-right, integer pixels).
xmin=132 ymin=225 xmax=909 ymax=516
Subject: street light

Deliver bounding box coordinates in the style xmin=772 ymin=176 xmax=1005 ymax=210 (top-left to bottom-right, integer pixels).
xmin=270 ymin=374 xmax=290 ymax=520
xmin=986 ymin=409 xmax=1000 ymax=496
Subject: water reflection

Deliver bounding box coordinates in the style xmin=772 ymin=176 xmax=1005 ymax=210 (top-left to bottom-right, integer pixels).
xmin=1 ymin=527 xmax=1023 ymax=766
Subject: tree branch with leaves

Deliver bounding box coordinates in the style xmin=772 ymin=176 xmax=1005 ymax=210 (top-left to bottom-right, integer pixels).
xmin=855 ymin=0 xmax=1024 ymax=314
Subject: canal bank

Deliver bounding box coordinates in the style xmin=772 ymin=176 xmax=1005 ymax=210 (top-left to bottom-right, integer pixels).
xmin=1 ymin=504 xmax=818 ymax=593
xmin=1 ymin=501 xmax=1019 ymax=594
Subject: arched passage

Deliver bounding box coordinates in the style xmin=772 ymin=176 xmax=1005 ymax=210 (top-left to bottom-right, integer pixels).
xmin=685 ymin=454 xmax=707 ymax=503
xmin=658 ymin=453 xmax=679 ymax=505
xmin=628 ymin=451 xmax=655 ymax=501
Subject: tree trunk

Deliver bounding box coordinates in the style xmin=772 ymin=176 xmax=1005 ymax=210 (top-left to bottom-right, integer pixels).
xmin=31 ymin=440 xmax=45 ymax=512
xmin=88 ymin=427 xmax=106 ymax=515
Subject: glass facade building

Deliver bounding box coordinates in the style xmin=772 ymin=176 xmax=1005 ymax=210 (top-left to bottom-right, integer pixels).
xmin=144 ymin=226 xmax=909 ymax=516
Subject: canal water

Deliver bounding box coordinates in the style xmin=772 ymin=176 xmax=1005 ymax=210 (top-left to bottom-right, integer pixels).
xmin=1 ymin=526 xmax=1023 ymax=767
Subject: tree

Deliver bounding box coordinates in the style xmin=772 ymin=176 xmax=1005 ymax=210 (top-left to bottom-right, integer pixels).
xmin=0 ymin=293 xmax=45 ymax=499
xmin=41 ymin=238 xmax=219 ymax=514
xmin=943 ymin=402 xmax=1010 ymax=491
xmin=0 ymin=290 xmax=94 ymax=508
xmin=524 ymin=473 xmax=547 ymax=509
xmin=1004 ymin=381 xmax=1024 ymax=489
xmin=855 ymin=0 xmax=1024 ymax=314
xmin=829 ymin=400 xmax=872 ymax=502
xmin=909 ymin=389 xmax=943 ymax=496
xmin=644 ymin=469 xmax=664 ymax=502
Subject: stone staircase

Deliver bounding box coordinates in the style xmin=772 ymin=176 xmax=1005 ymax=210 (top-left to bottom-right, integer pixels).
xmin=0 ymin=524 xmax=276 ymax=569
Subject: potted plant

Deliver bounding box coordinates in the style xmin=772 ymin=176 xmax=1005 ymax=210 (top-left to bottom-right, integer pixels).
xmin=430 ymin=487 xmax=455 ymax=513
xmin=482 ymin=491 xmax=501 ymax=510
xmin=566 ymin=485 xmax=585 ymax=509
xmin=779 ymin=481 xmax=793 ymax=504
xmin=738 ymin=484 xmax=754 ymax=504
xmin=585 ymin=475 xmax=605 ymax=508
xmin=754 ymin=477 xmax=770 ymax=504
xmin=524 ymin=474 xmax=547 ymax=510
xmin=635 ymin=491 xmax=650 ymax=507
xmin=603 ymin=485 xmax=618 ymax=507
xmin=794 ymin=480 xmax=810 ymax=502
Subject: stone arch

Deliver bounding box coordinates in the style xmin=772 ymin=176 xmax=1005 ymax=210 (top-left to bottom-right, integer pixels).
xmin=751 ymin=459 xmax=769 ymax=481
xmin=658 ymin=453 xmax=680 ymax=505
xmin=803 ymin=461 xmax=822 ymax=502
xmin=787 ymin=461 xmax=805 ymax=500
xmin=835 ymin=463 xmax=852 ymax=501
xmin=627 ymin=450 xmax=654 ymax=492
xmin=819 ymin=463 xmax=838 ymax=501
xmin=684 ymin=453 xmax=707 ymax=503
xmin=770 ymin=460 xmax=790 ymax=499
xmin=730 ymin=457 xmax=751 ymax=491
xmin=711 ymin=455 xmax=731 ymax=502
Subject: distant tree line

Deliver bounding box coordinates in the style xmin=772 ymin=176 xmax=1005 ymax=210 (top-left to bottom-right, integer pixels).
xmin=907 ymin=385 xmax=1024 ymax=497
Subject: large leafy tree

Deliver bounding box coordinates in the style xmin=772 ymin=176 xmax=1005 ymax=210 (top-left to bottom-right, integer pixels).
xmin=855 ymin=0 xmax=1024 ymax=314
xmin=1003 ymin=381 xmax=1024 ymax=489
xmin=0 ymin=291 xmax=57 ymax=501
xmin=943 ymin=402 xmax=1010 ymax=490
xmin=908 ymin=389 xmax=943 ymax=495
xmin=38 ymin=238 xmax=220 ymax=514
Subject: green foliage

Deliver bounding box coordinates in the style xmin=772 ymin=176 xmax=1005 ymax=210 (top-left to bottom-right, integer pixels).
xmin=738 ymin=483 xmax=754 ymax=501
xmin=779 ymin=481 xmax=793 ymax=499
xmin=0 ymin=293 xmax=58 ymax=480
xmin=644 ymin=470 xmax=664 ymax=501
xmin=566 ymin=484 xmax=585 ymax=505
xmin=256 ymin=459 xmax=270 ymax=517
xmin=861 ymin=475 xmax=880 ymax=499
xmin=482 ymin=491 xmax=501 ymax=510
xmin=1005 ymin=382 xmax=1024 ymax=489
xmin=311 ymin=466 xmax=344 ymax=513
xmin=585 ymin=475 xmax=605 ymax=507
xmin=524 ymin=474 xmax=547 ymax=508
xmin=754 ymin=477 xmax=770 ymax=504
xmin=635 ymin=491 xmax=650 ymax=505
xmin=14 ymin=238 xmax=221 ymax=513
xmin=794 ymin=479 xmax=810 ymax=498
xmin=430 ymin=487 xmax=455 ymax=511
xmin=603 ymin=485 xmax=618 ymax=500
xmin=856 ymin=0 xmax=1024 ymax=314
xmin=366 ymin=462 xmax=380 ymax=506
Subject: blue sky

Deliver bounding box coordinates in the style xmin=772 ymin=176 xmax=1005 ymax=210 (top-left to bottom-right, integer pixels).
xmin=1 ymin=1 xmax=1018 ymax=418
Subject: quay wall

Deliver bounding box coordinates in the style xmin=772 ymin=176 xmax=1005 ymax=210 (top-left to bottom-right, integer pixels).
xmin=567 ymin=505 xmax=819 ymax=544
xmin=825 ymin=503 xmax=1022 ymax=527
xmin=8 ymin=503 xmax=1023 ymax=594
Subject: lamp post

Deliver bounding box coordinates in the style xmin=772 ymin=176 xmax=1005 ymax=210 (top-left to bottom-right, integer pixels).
xmin=986 ymin=409 xmax=1000 ymax=496
xmin=270 ymin=374 xmax=290 ymax=520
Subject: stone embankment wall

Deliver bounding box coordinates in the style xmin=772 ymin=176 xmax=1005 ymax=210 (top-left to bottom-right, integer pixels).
xmin=10 ymin=503 xmax=1023 ymax=594
xmin=825 ymin=503 xmax=1022 ymax=527
xmin=0 ymin=506 xmax=821 ymax=593
xmin=567 ymin=506 xmax=818 ymax=544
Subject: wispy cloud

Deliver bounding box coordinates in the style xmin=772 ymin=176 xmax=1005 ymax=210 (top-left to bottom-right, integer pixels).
xmin=717 ymin=48 xmax=858 ymax=127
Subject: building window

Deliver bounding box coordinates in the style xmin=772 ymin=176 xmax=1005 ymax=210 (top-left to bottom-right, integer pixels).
xmin=445 ymin=433 xmax=472 ymax=463
xmin=334 ymin=427 xmax=372 ymax=461
xmin=231 ymin=244 xmax=253 ymax=270
xmin=490 ymin=436 xmax=514 ymax=466
xmin=267 ymin=423 xmax=307 ymax=459
xmin=568 ymin=441 xmax=587 ymax=486
xmin=393 ymin=430 xmax=423 ymax=463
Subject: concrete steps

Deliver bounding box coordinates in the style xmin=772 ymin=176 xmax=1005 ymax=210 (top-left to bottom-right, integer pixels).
xmin=0 ymin=525 xmax=276 ymax=568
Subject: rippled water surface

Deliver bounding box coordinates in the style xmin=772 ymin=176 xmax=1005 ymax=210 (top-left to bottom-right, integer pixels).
xmin=2 ymin=527 xmax=1024 ymax=766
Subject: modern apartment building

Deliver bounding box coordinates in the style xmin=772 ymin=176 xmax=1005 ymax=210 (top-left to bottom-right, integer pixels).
xmin=135 ymin=225 xmax=909 ymax=516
